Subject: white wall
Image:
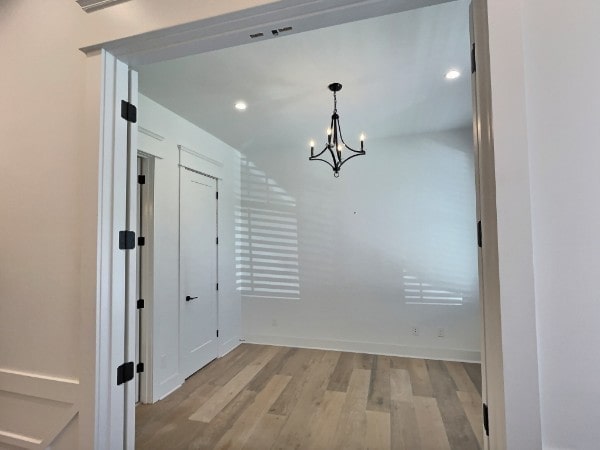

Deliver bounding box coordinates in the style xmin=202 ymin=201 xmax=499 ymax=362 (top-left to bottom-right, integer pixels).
xmin=0 ymin=1 xmax=273 ymax=448
xmin=485 ymin=0 xmax=543 ymax=447
xmin=241 ymin=128 xmax=480 ymax=361
xmin=487 ymin=0 xmax=600 ymax=448
xmin=521 ymin=2 xmax=600 ymax=449
xmin=137 ymin=94 xmax=241 ymax=400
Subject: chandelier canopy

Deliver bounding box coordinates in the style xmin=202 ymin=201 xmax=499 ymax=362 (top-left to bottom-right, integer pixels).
xmin=309 ymin=82 xmax=366 ymax=177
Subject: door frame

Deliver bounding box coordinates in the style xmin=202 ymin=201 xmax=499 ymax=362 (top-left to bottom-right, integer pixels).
xmin=91 ymin=51 xmax=138 ymax=449
xmin=136 ymin=154 xmax=156 ymax=404
xmin=85 ymin=1 xmax=509 ymax=448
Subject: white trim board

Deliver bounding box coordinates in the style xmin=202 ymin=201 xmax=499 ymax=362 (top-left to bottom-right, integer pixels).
xmin=178 ymin=144 xmax=224 ymax=168
xmin=0 ymin=368 xmax=78 ymax=404
xmin=79 ymin=0 xmax=454 ymax=66
xmin=219 ymin=336 xmax=241 ymax=358
xmin=243 ymin=335 xmax=481 ymax=363
xmin=158 ymin=383 xmax=183 ymax=401
xmin=0 ymin=430 xmax=42 ymax=450
xmin=139 ymin=126 xmax=165 ymax=142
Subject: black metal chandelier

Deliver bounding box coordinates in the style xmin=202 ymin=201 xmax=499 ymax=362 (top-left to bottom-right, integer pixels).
xmin=309 ymin=82 xmax=366 ymax=177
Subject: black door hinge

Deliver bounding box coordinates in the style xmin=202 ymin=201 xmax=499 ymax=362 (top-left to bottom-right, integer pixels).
xmin=138 ymin=236 xmax=145 ymax=246
xmin=216 ymin=329 xmax=219 ymax=337
xmin=136 ymin=362 xmax=144 ymax=374
xmin=471 ymin=43 xmax=477 ymax=74
xmin=121 ymin=100 xmax=137 ymax=123
xmin=216 ymin=283 xmax=219 ymax=291
xmin=483 ymin=403 xmax=489 ymax=436
xmin=216 ymin=191 xmax=219 ymax=200
xmin=138 ymin=174 xmax=146 ymax=185
xmin=119 ymin=230 xmax=136 ymax=250
xmin=137 ymin=299 xmax=145 ymax=309
xmin=216 ymin=237 xmax=219 ymax=245
xmin=477 ymin=220 xmax=482 ymax=248
xmin=117 ymin=361 xmax=135 ymax=385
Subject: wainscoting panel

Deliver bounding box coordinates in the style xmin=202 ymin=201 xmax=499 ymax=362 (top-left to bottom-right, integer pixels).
xmin=0 ymin=368 xmax=79 ymax=449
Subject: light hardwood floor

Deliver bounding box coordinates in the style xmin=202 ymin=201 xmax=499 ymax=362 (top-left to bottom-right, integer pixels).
xmin=136 ymin=344 xmax=482 ymax=450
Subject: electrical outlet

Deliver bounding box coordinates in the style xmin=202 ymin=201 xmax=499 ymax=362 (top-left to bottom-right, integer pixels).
xmin=411 ymin=326 xmax=419 ymax=336
xmin=437 ymin=328 xmax=445 ymax=338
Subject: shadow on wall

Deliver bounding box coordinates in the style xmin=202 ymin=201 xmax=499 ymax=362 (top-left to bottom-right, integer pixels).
xmin=236 ymin=128 xmax=478 ymax=311
xmin=235 ymin=157 xmax=301 ymax=300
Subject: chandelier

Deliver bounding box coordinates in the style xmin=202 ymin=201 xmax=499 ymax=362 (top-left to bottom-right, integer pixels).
xmin=309 ymin=83 xmax=366 ymax=177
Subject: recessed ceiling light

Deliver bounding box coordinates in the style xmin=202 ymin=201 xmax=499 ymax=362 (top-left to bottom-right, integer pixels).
xmin=234 ymin=101 xmax=247 ymax=111
xmin=445 ymin=69 xmax=461 ymax=80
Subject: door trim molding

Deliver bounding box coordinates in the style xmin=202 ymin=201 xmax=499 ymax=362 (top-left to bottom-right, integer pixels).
xmin=178 ymin=144 xmax=224 ymax=168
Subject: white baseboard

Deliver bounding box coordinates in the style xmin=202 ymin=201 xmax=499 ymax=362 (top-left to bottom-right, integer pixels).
xmin=152 ymin=338 xmax=240 ymax=403
xmin=155 ymin=372 xmax=182 ymax=402
xmin=243 ymin=334 xmax=481 ymax=363
xmin=158 ymin=382 xmax=182 ymax=401
xmin=219 ymin=336 xmax=241 ymax=357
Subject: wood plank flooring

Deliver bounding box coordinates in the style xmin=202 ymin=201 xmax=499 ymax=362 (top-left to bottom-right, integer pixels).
xmin=136 ymin=344 xmax=482 ymax=450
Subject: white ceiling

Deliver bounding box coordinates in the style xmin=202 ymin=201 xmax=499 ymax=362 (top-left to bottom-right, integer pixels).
xmin=138 ymin=0 xmax=471 ymax=155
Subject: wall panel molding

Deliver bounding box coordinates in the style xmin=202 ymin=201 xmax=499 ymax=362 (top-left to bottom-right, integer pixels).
xmin=0 ymin=368 xmax=78 ymax=404
xmin=0 ymin=430 xmax=42 ymax=449
xmin=0 ymin=368 xmax=79 ymax=449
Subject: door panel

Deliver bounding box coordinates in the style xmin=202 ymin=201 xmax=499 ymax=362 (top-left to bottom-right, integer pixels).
xmin=179 ymin=168 xmax=218 ymax=379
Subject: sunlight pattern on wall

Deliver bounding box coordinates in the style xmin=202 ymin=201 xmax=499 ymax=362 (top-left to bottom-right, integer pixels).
xmin=235 ymin=158 xmax=300 ymax=300
xmin=402 ymin=269 xmax=464 ymax=306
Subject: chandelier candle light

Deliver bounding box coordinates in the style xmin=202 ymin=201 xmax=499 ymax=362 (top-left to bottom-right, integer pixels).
xmin=309 ymin=82 xmax=366 ymax=177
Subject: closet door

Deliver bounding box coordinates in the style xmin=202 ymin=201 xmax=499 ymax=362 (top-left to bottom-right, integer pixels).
xmin=179 ymin=168 xmax=218 ymax=379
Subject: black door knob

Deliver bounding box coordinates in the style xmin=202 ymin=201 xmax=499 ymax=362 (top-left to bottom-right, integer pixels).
xmin=186 ymin=295 xmax=198 ymax=302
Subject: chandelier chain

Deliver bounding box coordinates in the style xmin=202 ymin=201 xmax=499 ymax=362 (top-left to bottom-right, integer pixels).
xmin=333 ymin=91 xmax=338 ymax=113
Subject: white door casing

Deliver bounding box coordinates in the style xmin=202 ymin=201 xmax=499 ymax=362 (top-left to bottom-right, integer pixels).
xmin=94 ymin=51 xmax=138 ymax=450
xmin=179 ymin=168 xmax=219 ymax=379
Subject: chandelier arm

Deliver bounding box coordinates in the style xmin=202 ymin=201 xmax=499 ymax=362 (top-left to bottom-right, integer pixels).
xmin=338 ymin=151 xmax=366 ymax=169
xmin=309 ymin=156 xmax=336 ymax=171
xmin=338 ymin=119 xmax=364 ymax=153
xmin=328 ymin=116 xmax=335 ymax=147
xmin=342 ymin=144 xmax=364 ymax=154
xmin=311 ymin=145 xmax=332 ymax=158
xmin=336 ymin=115 xmax=347 ymax=145
xmin=327 ymin=143 xmax=339 ymax=167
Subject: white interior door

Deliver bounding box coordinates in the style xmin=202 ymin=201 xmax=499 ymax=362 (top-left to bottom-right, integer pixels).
xmin=470 ymin=1 xmax=504 ymax=447
xmin=179 ymin=168 xmax=218 ymax=379
xmin=470 ymin=6 xmax=488 ymax=446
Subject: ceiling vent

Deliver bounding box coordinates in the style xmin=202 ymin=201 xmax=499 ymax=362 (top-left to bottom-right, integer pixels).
xmin=76 ymin=0 xmax=129 ymax=13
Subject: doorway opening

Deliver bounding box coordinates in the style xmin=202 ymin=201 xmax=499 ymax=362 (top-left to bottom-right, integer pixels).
xmin=86 ymin=0 xmax=504 ymax=448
